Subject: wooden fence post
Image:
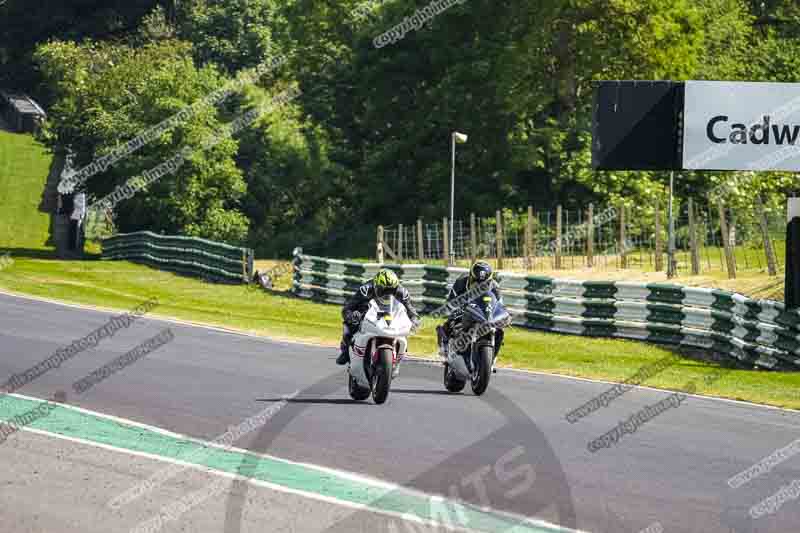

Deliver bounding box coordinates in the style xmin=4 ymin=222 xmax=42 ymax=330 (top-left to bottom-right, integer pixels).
xmin=655 ymin=196 xmax=663 ymax=271
xmin=470 ymin=213 xmax=477 ymax=262
xmin=587 ymin=203 xmax=594 ymax=268
xmin=377 ymin=225 xmax=385 ymax=263
xmin=496 ymin=210 xmax=504 ymax=269
xmin=442 ymin=217 xmax=449 ymax=263
xmin=397 ymin=224 xmax=404 ymax=262
xmin=688 ymin=198 xmax=700 ymax=275
xmin=619 ymin=204 xmax=627 ymax=269
xmin=555 ymin=205 xmax=562 ymax=269
xmin=525 ymin=206 xmax=534 ymax=270
xmin=717 ymin=199 xmax=737 ymax=279
xmin=756 ymin=195 xmax=778 ymax=276
xmin=417 ymin=219 xmax=424 ymax=261
xmin=522 ymin=211 xmax=529 ymax=268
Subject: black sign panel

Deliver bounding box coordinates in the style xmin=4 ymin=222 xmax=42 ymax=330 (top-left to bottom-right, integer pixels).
xmin=592 ymin=81 xmax=683 ymax=170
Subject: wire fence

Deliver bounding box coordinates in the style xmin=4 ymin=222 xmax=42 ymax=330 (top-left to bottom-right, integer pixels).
xmin=379 ymin=200 xmax=786 ymax=277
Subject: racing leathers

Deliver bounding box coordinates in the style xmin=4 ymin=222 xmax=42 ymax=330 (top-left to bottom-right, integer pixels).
xmin=437 ymin=275 xmax=504 ymax=358
xmin=337 ymin=281 xmax=420 ymax=364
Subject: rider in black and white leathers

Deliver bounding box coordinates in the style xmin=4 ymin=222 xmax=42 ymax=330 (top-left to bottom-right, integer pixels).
xmin=337 ymin=275 xmax=420 ymax=365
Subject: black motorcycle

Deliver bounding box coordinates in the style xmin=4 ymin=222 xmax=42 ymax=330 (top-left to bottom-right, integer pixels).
xmin=443 ymin=291 xmax=511 ymax=395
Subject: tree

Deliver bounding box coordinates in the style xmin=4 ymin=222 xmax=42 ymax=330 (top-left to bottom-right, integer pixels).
xmin=0 ymin=0 xmax=162 ymax=95
xmin=35 ymin=37 xmax=250 ymax=242
xmin=175 ymin=0 xmax=287 ymax=73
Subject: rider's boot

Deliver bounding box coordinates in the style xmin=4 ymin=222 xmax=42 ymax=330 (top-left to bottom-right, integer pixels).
xmin=492 ymin=329 xmax=505 ymax=373
xmin=392 ymin=349 xmax=405 ymax=379
xmin=436 ymin=325 xmax=448 ymax=358
xmin=336 ymin=338 xmax=351 ymax=365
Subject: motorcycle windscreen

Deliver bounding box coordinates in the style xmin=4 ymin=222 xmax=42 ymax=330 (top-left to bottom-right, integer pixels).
xmin=490 ymin=302 xmax=511 ymax=326
xmin=374 ymin=294 xmax=398 ymax=323
xmin=464 ymin=294 xmax=493 ymax=324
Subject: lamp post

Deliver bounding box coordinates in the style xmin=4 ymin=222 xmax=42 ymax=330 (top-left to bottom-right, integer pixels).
xmin=451 ymin=131 xmax=468 ymax=265
xmin=667 ymin=171 xmax=677 ymax=278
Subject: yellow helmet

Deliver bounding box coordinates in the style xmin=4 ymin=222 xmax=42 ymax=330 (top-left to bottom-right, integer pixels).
xmin=374 ymin=268 xmax=399 ymax=298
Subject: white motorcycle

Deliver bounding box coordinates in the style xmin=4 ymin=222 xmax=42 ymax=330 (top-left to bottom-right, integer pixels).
xmin=347 ymin=295 xmax=414 ymax=404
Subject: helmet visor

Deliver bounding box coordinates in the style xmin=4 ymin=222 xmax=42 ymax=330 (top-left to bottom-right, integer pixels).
xmin=471 ymin=267 xmax=491 ymax=284
xmin=375 ymin=285 xmax=397 ymax=300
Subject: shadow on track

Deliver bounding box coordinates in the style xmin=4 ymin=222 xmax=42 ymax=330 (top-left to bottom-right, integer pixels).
xmin=390 ymin=388 xmax=464 ymax=395
xmin=223 ymin=361 xmax=578 ymax=533
xmin=256 ymin=397 xmax=370 ymax=405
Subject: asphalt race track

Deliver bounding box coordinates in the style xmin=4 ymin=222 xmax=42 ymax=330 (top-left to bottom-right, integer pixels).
xmin=1 ymin=291 xmax=799 ymax=533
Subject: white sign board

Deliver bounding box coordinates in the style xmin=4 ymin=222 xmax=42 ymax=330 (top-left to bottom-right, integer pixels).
xmin=683 ymin=81 xmax=800 ymax=171
xmin=789 ymin=197 xmax=800 ymax=221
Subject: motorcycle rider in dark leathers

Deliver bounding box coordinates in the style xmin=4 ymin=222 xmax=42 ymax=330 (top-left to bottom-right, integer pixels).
xmin=436 ymin=261 xmax=504 ymax=358
xmin=337 ymin=268 xmax=421 ymax=365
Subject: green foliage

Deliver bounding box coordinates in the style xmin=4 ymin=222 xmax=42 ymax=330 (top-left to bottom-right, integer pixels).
xmin=695 ymin=0 xmax=754 ymax=79
xmin=236 ymin=88 xmax=349 ymax=256
xmin=137 ymin=5 xmax=177 ymax=43
xmin=0 ymin=0 xmax=161 ymax=95
xmin=186 ymin=205 xmax=250 ymax=243
xmin=34 ymin=37 xmax=250 ymax=243
xmin=6 ymin=0 xmax=800 ymax=256
xmin=175 ymin=0 xmax=287 ymax=73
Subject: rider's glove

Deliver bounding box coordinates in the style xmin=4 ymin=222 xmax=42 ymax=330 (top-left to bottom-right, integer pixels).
xmin=347 ymin=310 xmax=362 ymax=325
xmin=410 ymin=316 xmax=422 ymax=333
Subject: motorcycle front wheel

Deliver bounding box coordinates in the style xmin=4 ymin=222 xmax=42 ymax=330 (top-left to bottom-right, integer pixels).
xmin=470 ymin=345 xmax=493 ymax=396
xmin=371 ymin=347 xmax=394 ymax=405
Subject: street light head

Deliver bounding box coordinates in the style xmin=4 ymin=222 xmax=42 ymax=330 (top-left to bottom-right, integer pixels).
xmin=453 ymin=132 xmax=468 ymax=144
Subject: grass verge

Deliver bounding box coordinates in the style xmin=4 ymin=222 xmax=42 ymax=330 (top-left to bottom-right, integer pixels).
xmin=0 ymin=130 xmax=53 ymax=250
xmin=1 ymin=255 xmax=799 ymax=409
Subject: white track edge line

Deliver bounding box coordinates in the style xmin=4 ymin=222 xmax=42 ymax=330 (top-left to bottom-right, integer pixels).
xmin=6 ymin=393 xmax=585 ymax=533
xmin=9 ymin=425 xmax=480 ymax=533
xmin=7 ymin=412 xmax=584 ymax=533
xmin=8 ymin=392 xmax=398 ymax=491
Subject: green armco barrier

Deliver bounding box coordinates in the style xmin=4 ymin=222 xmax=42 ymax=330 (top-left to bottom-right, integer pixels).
xmin=102 ymin=231 xmax=254 ymax=283
xmin=291 ymin=251 xmax=800 ymax=371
